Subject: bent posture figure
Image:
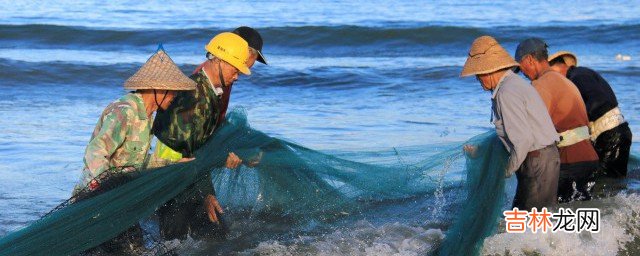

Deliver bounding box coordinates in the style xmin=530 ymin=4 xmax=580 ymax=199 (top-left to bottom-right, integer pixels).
xmin=549 ymin=51 xmax=632 ymax=178
xmin=75 ymin=48 xmax=196 ymax=253
xmin=153 ymin=29 xmax=267 ymax=240
xmin=461 ymin=36 xmax=560 ymax=210
xmin=515 ymin=38 xmax=599 ymax=203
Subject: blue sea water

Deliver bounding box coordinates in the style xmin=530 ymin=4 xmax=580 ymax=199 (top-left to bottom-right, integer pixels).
xmin=0 ymin=1 xmax=639 ymax=255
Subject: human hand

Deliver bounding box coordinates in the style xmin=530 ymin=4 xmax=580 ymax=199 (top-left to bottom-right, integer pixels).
xmin=505 ymin=167 xmax=515 ymax=178
xmin=178 ymin=157 xmax=195 ymax=163
xmin=88 ymin=179 xmax=100 ymax=191
xmin=205 ymin=194 xmax=224 ymax=224
xmin=245 ymin=151 xmax=263 ymax=168
xmin=225 ymin=152 xmax=242 ymax=169
xmin=463 ymin=144 xmax=478 ymax=158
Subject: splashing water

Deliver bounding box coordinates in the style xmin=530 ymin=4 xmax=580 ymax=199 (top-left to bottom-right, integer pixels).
xmin=0 ymin=109 xmax=511 ymax=255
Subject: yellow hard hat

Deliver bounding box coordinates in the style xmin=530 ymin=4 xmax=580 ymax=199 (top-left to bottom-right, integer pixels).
xmin=205 ymin=32 xmax=251 ymax=75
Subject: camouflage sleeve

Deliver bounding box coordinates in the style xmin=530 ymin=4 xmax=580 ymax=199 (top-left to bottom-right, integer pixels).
xmin=144 ymin=151 xmax=172 ymax=169
xmin=83 ymin=106 xmax=130 ymax=182
xmin=153 ymin=91 xmax=196 ymax=157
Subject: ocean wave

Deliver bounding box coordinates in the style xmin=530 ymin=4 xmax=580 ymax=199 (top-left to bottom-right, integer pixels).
xmin=0 ymin=59 xmax=138 ymax=87
xmin=481 ymin=193 xmax=640 ymax=255
xmin=0 ymin=48 xmax=465 ymax=69
xmin=1 ymin=24 xmax=638 ymax=52
xmin=240 ymin=221 xmax=444 ymax=256
xmin=3 ymin=1 xmax=640 ymax=30
xmin=0 ymin=54 xmax=465 ymax=86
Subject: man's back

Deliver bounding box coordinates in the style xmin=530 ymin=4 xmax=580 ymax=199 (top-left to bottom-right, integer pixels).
xmin=153 ymin=71 xmax=222 ymax=157
xmin=532 ymin=70 xmax=589 ymax=132
xmin=531 ymin=69 xmax=598 ymax=165
xmin=566 ymin=66 xmax=619 ymax=121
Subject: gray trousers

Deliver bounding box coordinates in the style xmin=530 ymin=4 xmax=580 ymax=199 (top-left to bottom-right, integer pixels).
xmin=512 ymin=144 xmax=560 ymax=210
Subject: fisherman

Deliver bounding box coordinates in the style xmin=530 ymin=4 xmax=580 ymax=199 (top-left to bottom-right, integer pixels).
xmin=152 ymin=28 xmax=267 ymax=240
xmin=75 ymin=47 xmax=195 ymax=195
xmin=548 ymin=51 xmax=632 ymax=178
xmin=461 ymin=36 xmax=560 ymax=210
xmin=515 ymin=38 xmax=599 ymax=203
xmin=74 ymin=47 xmax=196 ymax=252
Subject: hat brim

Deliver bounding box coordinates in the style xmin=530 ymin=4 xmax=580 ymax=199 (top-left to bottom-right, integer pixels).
xmin=124 ymin=49 xmax=197 ymax=91
xmin=548 ymin=51 xmax=577 ymax=67
xmin=257 ymin=50 xmax=267 ymax=65
xmin=460 ymin=56 xmax=519 ymax=77
xmin=239 ymin=65 xmax=251 ymax=75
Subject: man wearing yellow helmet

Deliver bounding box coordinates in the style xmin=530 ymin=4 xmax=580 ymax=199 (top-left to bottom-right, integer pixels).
xmin=152 ymin=29 xmax=267 ymax=240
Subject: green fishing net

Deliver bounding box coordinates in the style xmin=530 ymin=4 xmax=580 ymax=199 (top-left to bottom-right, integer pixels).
xmin=0 ymin=109 xmax=512 ymax=256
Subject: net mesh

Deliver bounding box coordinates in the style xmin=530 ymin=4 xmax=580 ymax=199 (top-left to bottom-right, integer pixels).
xmin=0 ymin=109 xmax=538 ymax=256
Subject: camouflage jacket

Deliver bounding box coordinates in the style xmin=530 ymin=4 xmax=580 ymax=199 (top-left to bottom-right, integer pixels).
xmin=153 ymin=70 xmax=222 ymax=157
xmin=80 ymin=93 xmax=153 ymax=188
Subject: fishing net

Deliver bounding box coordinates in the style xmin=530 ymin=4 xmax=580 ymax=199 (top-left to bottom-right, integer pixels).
xmin=0 ymin=109 xmax=515 ymax=256
xmin=437 ymin=133 xmax=508 ymax=256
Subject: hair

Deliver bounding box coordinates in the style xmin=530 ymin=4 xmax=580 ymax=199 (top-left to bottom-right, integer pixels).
xmin=248 ymin=47 xmax=258 ymax=57
xmin=205 ymin=53 xmax=225 ymax=65
xmin=530 ymin=47 xmax=549 ymax=62
xmin=206 ymin=52 xmax=215 ymax=60
xmin=549 ymin=57 xmax=565 ymax=66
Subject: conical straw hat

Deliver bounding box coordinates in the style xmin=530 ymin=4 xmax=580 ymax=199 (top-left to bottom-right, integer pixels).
xmin=124 ymin=48 xmax=196 ymax=91
xmin=548 ymin=51 xmax=578 ymax=67
xmin=461 ymin=36 xmax=519 ymax=77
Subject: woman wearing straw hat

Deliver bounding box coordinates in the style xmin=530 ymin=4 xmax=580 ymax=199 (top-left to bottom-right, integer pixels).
xmin=549 ymin=51 xmax=632 ymax=179
xmin=461 ymin=36 xmax=560 ymax=210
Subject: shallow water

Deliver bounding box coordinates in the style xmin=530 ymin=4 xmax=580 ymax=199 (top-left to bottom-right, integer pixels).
xmin=0 ymin=1 xmax=639 ymax=255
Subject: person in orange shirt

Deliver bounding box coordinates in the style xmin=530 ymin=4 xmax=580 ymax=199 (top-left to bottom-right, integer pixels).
xmin=515 ymin=38 xmax=599 ymax=203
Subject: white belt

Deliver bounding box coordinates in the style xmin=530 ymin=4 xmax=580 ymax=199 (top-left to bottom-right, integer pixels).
xmin=589 ymin=107 xmax=626 ymax=141
xmin=558 ymin=126 xmax=590 ymax=148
